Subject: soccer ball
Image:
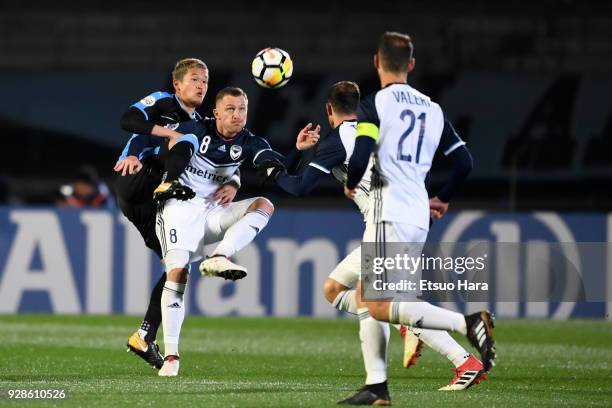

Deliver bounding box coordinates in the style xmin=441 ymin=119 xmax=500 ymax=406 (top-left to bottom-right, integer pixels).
xmin=251 ymin=47 xmax=293 ymax=89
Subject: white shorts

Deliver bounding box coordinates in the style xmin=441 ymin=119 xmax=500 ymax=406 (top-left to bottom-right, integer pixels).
xmin=329 ymin=221 xmax=429 ymax=289
xmin=363 ymin=221 xmax=428 ymax=298
xmin=329 ymin=246 xmax=361 ymax=288
xmin=363 ymin=220 xmax=428 ymax=244
xmin=156 ymin=196 xmax=259 ymax=262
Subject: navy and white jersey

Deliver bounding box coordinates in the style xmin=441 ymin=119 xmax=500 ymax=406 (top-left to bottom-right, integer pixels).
xmin=303 ymin=120 xmax=372 ymax=217
xmin=176 ymin=118 xmax=273 ymax=202
xmin=118 ymin=91 xmax=203 ymax=162
xmin=358 ymin=83 xmax=465 ymax=229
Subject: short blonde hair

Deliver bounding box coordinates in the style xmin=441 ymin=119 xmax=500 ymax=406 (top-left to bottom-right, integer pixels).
xmin=172 ymin=58 xmax=207 ymax=81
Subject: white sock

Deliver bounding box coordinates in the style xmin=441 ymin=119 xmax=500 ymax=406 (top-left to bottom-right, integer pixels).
xmin=332 ymin=289 xmax=357 ymax=314
xmin=417 ymin=329 xmax=470 ymax=367
xmin=161 ymin=281 xmax=186 ymax=356
xmin=358 ymin=307 xmax=389 ymax=385
xmin=388 ymin=301 xmax=467 ymax=334
xmin=213 ymin=210 xmax=270 ymax=257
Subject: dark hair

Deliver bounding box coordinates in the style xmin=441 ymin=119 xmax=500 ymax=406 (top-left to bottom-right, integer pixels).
xmin=215 ymin=87 xmax=248 ymax=104
xmin=327 ymin=81 xmax=360 ymax=115
xmin=378 ymin=31 xmax=414 ymax=73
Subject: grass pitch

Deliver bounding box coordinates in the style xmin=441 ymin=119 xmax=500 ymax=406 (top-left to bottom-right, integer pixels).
xmin=0 ymin=315 xmax=611 ymax=407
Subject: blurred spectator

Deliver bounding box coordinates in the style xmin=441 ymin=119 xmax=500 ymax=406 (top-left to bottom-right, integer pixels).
xmin=58 ymin=165 xmax=113 ymax=208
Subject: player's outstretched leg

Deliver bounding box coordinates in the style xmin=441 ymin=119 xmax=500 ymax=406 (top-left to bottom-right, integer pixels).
xmin=439 ymin=355 xmax=487 ymax=391
xmin=126 ymin=273 xmax=166 ymax=369
xmin=369 ymin=300 xmax=497 ymax=375
xmin=415 ymin=328 xmax=487 ymax=390
xmin=200 ymin=198 xmax=273 ymax=280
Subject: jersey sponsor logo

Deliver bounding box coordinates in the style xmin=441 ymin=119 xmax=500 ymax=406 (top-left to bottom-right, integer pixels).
xmin=218 ymin=145 xmax=227 ymax=152
xmin=230 ymin=145 xmax=242 ymax=160
xmin=165 ymin=123 xmax=179 ymax=130
xmin=185 ymin=164 xmax=229 ymax=183
xmin=140 ymin=95 xmax=156 ymax=107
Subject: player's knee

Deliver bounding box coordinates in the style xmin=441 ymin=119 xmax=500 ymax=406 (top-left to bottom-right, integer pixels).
xmin=167 ymin=267 xmax=188 ymax=283
xmin=368 ymin=302 xmax=389 ymax=322
xmin=164 ymin=249 xmax=190 ymax=277
xmin=323 ymin=278 xmax=346 ymax=304
xmin=247 ymin=197 xmax=274 ymax=216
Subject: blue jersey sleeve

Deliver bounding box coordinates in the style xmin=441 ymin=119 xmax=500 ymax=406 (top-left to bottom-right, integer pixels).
xmin=130 ymin=91 xmax=174 ymax=120
xmin=117 ymin=134 xmax=162 ymax=162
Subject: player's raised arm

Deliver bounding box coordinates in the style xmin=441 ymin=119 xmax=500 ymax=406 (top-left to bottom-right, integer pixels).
xmin=275 ymin=125 xmax=349 ymax=197
xmin=120 ymin=92 xmax=183 ymax=140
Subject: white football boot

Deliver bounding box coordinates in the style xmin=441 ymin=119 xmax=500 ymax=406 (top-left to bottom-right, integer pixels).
xmin=199 ymin=255 xmax=247 ymax=281
xmin=158 ymin=355 xmax=180 ymax=377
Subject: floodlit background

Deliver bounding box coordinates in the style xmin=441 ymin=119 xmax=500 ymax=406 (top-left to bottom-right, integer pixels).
xmin=1 ymin=2 xmax=612 ymax=407
xmin=0 ymin=0 xmax=611 ymax=318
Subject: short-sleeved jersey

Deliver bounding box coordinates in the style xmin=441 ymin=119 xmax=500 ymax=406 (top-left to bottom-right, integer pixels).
xmin=358 ymin=83 xmax=465 ymax=229
xmin=118 ymin=91 xmax=203 ymax=162
xmin=176 ymin=118 xmax=272 ymax=203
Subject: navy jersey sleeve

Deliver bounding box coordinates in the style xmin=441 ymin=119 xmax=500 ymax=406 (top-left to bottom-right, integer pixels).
xmin=347 ymin=92 xmax=379 ymax=188
xmin=120 ymin=91 xmax=174 ymax=135
xmin=438 ymin=118 xmax=466 ymax=156
xmin=244 ymin=132 xmax=285 ymax=166
xmin=130 ymin=91 xmax=174 ymax=121
xmin=436 ymin=145 xmax=473 ymax=202
xmin=307 ymin=129 xmax=347 ymax=174
xmin=356 ymin=92 xmax=381 ymax=142
xmin=249 ymin=134 xmax=272 ymax=161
